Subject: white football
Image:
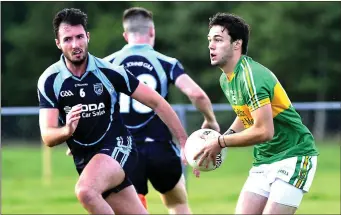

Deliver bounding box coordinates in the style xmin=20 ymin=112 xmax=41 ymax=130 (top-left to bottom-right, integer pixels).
xmin=184 ymin=128 xmax=228 ymax=172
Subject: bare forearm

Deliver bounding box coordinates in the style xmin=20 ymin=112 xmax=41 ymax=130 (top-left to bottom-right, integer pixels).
xmin=225 ymin=117 xmax=245 ymax=134
xmin=189 ymin=92 xmax=216 ymax=122
xmin=131 ymin=82 xmax=188 ymax=146
xmin=41 ymin=126 xmax=71 ymax=147
xmin=221 ymin=126 xmax=272 ymax=147
xmin=154 ymin=101 xmax=188 ymax=147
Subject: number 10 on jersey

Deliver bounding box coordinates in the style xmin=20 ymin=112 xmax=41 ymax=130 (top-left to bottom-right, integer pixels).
xmin=119 ymin=74 xmax=157 ymax=114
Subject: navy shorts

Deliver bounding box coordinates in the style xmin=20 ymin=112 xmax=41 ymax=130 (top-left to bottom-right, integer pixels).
xmin=71 ymin=136 xmax=138 ymax=198
xmin=129 ymin=140 xmax=183 ymax=195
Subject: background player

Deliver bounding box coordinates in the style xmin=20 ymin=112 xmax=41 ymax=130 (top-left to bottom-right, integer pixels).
xmin=104 ymin=7 xmax=220 ymax=214
xmin=193 ymin=12 xmax=319 ymax=214
xmin=38 ymin=8 xmax=188 ymax=214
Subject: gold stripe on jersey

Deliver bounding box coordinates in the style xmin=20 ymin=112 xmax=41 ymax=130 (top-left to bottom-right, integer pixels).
xmin=259 ymin=98 xmax=271 ymax=107
xmin=232 ymin=104 xmax=254 ymax=129
xmin=246 ymin=98 xmax=271 ymax=113
xmin=271 ymin=82 xmax=292 ymax=118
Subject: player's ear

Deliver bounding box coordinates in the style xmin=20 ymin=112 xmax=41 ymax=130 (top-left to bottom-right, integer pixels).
xmin=123 ymin=31 xmax=129 ymax=43
xmin=87 ymin=32 xmax=90 ymax=43
xmin=149 ymin=26 xmax=155 ymax=38
xmin=55 ymin=38 xmax=61 ymax=50
xmin=233 ymin=39 xmax=242 ymax=50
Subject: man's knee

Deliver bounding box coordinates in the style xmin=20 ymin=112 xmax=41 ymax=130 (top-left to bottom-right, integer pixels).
xmin=75 ymin=185 xmax=99 ymax=205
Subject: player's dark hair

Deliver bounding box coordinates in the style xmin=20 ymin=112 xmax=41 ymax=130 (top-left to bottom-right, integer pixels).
xmin=209 ymin=13 xmax=250 ymax=54
xmin=53 ymin=8 xmax=88 ymax=38
xmin=123 ymin=7 xmax=153 ymax=22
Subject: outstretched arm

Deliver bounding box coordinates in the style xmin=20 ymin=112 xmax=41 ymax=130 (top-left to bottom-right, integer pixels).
xmin=175 ymin=74 xmax=220 ymax=132
xmin=131 ymin=82 xmax=188 ymax=148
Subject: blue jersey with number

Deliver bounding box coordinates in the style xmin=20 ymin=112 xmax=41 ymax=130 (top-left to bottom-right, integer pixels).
xmin=37 ymin=53 xmax=140 ymax=153
xmin=104 ymin=44 xmax=185 ymax=142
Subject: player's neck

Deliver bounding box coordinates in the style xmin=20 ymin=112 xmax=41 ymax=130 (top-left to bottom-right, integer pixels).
xmin=65 ymin=57 xmax=88 ymax=77
xmin=128 ymin=35 xmax=153 ymax=46
xmin=221 ymin=54 xmax=242 ymax=77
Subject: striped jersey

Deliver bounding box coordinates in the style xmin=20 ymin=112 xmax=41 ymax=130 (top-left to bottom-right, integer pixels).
xmin=104 ymin=44 xmax=185 ymax=142
xmin=220 ymin=55 xmax=319 ymax=166
xmin=37 ymin=53 xmax=139 ymax=154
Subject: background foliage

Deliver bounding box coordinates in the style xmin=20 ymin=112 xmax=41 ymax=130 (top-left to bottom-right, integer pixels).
xmin=2 ymin=2 xmax=340 ymax=106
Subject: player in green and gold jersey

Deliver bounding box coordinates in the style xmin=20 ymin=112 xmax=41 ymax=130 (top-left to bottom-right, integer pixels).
xmin=193 ymin=12 xmax=319 ymax=214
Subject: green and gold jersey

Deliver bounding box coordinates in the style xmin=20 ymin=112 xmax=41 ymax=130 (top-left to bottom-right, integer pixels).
xmin=220 ymin=55 xmax=319 ymax=166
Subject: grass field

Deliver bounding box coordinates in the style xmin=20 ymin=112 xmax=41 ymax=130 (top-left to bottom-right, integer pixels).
xmin=2 ymin=141 xmax=340 ymax=214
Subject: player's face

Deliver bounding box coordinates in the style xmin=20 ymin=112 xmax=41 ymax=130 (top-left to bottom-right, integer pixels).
xmin=207 ymin=25 xmax=234 ymax=67
xmin=55 ymin=23 xmax=89 ymax=66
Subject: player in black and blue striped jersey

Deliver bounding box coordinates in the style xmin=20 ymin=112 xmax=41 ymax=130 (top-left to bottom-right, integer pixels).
xmin=104 ymin=7 xmax=220 ymax=214
xmin=37 ymin=8 xmax=188 ymax=215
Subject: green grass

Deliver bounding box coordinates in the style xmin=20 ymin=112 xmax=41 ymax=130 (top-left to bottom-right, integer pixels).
xmin=2 ymin=142 xmax=340 ymax=214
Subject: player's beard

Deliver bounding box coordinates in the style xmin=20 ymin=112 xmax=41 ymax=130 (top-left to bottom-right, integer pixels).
xmin=64 ymin=46 xmax=88 ymax=66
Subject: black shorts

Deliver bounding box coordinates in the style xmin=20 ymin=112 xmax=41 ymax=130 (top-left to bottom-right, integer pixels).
xmin=71 ymin=136 xmax=138 ymax=198
xmin=129 ymin=140 xmax=183 ymax=195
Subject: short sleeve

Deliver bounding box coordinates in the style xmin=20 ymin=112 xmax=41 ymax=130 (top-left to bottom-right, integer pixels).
xmin=170 ymin=60 xmax=185 ymax=84
xmin=37 ymin=72 xmax=58 ymax=108
xmin=241 ymin=64 xmax=275 ymax=112
xmin=110 ymin=65 xmax=140 ymax=96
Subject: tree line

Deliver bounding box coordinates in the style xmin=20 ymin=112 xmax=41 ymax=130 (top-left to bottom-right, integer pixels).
xmin=2 ymin=1 xmax=340 ymax=106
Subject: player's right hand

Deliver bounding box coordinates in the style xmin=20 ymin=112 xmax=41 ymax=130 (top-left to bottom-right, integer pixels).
xmin=201 ymin=119 xmax=220 ymax=133
xmin=65 ymin=104 xmax=82 ymax=136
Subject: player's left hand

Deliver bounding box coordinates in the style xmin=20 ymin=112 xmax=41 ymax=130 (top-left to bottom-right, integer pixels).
xmin=179 ymin=137 xmax=189 ymax=166
xmin=201 ymin=119 xmax=220 ymax=133
xmin=193 ymin=168 xmax=200 ymax=178
xmin=181 ymin=147 xmax=201 ymax=178
xmin=180 ymin=140 xmax=201 ymax=178
xmin=66 ymin=147 xmax=73 ymax=156
xmin=193 ymin=135 xmax=221 ymax=167
xmin=180 ymin=146 xmax=188 ymax=166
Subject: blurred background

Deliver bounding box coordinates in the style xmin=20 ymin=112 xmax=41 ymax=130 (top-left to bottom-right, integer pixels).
xmin=1 ymin=1 xmax=340 ymax=214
